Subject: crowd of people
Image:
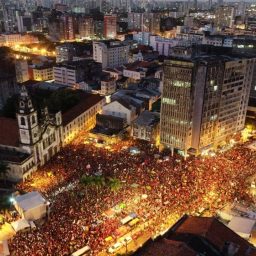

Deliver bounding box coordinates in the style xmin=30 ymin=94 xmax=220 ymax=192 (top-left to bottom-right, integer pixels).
xmin=8 ymin=134 xmax=256 ymax=256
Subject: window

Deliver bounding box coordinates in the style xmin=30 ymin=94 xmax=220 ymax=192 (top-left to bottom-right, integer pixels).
xmin=162 ymin=98 xmax=176 ymax=105
xmin=20 ymin=117 xmax=25 ymax=126
xmin=32 ymin=115 xmax=36 ymax=124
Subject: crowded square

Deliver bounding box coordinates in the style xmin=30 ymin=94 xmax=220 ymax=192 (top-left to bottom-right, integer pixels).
xmin=4 ymin=131 xmax=256 ymax=256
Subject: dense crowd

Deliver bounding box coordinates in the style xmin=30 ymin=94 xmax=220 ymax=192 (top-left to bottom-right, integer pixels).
xmin=8 ymin=135 xmax=256 ymax=256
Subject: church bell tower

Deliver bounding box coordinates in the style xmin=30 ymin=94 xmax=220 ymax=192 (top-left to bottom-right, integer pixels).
xmin=16 ymin=86 xmax=40 ymax=145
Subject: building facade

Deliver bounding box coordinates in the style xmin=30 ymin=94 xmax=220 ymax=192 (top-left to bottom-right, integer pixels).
xmin=0 ymin=87 xmax=105 ymax=181
xmin=15 ymin=60 xmax=29 ymax=83
xmin=78 ymin=16 xmax=94 ymax=39
xmin=32 ymin=65 xmax=53 ymax=81
xmin=160 ymin=47 xmax=255 ymax=155
xmin=104 ymin=15 xmax=117 ymax=39
xmin=215 ymin=6 xmax=235 ymax=29
xmin=93 ymin=41 xmax=129 ymax=69
xmin=56 ymin=44 xmax=74 ymax=63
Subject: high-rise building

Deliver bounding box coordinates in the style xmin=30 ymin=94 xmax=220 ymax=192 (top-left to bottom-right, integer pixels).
xmin=215 ymin=6 xmax=235 ymax=29
xmin=78 ymin=16 xmax=94 ymax=39
xmin=49 ymin=12 xmax=75 ymax=41
xmin=104 ymin=15 xmax=117 ymax=39
xmin=16 ymin=12 xmax=32 ymax=33
xmin=193 ymin=0 xmax=197 ymax=10
xmin=128 ymin=12 xmax=143 ymax=31
xmin=208 ymin=0 xmax=213 ymax=9
xmin=160 ymin=46 xmax=255 ymax=155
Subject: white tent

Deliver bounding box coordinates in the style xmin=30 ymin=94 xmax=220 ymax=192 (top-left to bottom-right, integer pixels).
xmin=11 ymin=219 xmax=30 ymax=233
xmin=228 ymin=216 xmax=256 ymax=240
xmin=0 ymin=240 xmax=10 ymax=256
xmin=14 ymin=191 xmax=49 ymax=221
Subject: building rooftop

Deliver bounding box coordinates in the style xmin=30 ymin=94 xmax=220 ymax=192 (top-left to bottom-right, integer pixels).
xmin=30 ymin=81 xmax=67 ymax=91
xmin=0 ymin=148 xmax=32 ymax=164
xmin=0 ymin=117 xmax=19 ymax=147
xmin=62 ymin=93 xmax=104 ymax=126
xmin=172 ymin=216 xmax=256 ymax=256
xmin=135 ymin=215 xmax=256 ymax=256
xmin=133 ymin=110 xmax=159 ymax=127
xmin=15 ymin=191 xmax=46 ymax=211
xmin=137 ymin=239 xmax=196 ymax=256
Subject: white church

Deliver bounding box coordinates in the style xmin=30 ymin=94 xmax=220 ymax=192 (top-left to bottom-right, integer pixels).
xmin=0 ymin=86 xmax=105 ymax=181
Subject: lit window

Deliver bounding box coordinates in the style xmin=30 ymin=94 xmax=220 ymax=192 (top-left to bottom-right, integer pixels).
xmin=162 ymin=98 xmax=176 ymax=105
xmin=214 ymin=86 xmax=218 ymax=91
xmin=172 ymin=80 xmax=191 ymax=88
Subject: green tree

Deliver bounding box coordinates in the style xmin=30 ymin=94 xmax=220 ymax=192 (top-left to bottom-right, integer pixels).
xmin=93 ymin=176 xmax=106 ymax=194
xmin=107 ymin=178 xmax=122 ymax=194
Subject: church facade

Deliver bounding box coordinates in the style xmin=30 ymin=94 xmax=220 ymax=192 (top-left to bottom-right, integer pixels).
xmin=0 ymin=86 xmax=105 ymax=181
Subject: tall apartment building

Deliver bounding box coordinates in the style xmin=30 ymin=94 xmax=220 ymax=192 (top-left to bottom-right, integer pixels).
xmin=78 ymin=16 xmax=94 ymax=39
xmin=215 ymin=6 xmax=235 ymax=29
xmin=49 ymin=12 xmax=75 ymax=41
xmin=128 ymin=12 xmax=161 ymax=34
xmin=104 ymin=15 xmax=117 ymax=39
xmin=128 ymin=12 xmax=143 ymax=31
xmin=160 ymin=46 xmax=255 ymax=155
xmin=16 ymin=12 xmax=33 ymax=33
xmin=93 ymin=41 xmax=129 ymax=69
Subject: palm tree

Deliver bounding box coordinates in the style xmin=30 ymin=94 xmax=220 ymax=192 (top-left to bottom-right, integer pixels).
xmin=0 ymin=161 xmax=9 ymax=184
xmin=93 ymin=176 xmax=105 ymax=194
xmin=108 ymin=178 xmax=122 ymax=194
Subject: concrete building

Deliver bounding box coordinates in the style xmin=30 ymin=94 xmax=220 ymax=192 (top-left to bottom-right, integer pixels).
xmin=93 ymin=41 xmax=129 ymax=69
xmin=0 ymin=34 xmax=39 ymax=47
xmin=15 ymin=60 xmax=29 ymax=83
xmin=128 ymin=12 xmax=143 ymax=31
xmin=16 ymin=12 xmax=32 ymax=33
xmin=32 ymin=64 xmax=53 ymax=81
xmin=104 ymin=15 xmax=117 ymax=39
xmin=102 ymin=100 xmax=137 ymax=125
xmin=149 ymin=36 xmax=179 ymax=56
xmin=132 ymin=110 xmax=160 ymax=142
xmin=160 ymin=46 xmax=255 ymax=156
xmin=78 ymin=16 xmax=94 ymax=39
xmin=215 ymin=6 xmax=235 ymax=29
xmin=100 ymin=77 xmax=116 ymax=96
xmin=128 ymin=12 xmax=161 ymax=34
xmin=56 ymin=44 xmax=75 ymax=63
xmin=123 ymin=61 xmax=149 ymax=81
xmin=62 ymin=93 xmax=105 ymax=144
xmin=54 ymin=60 xmax=102 ymax=87
xmin=133 ymin=32 xmax=151 ymax=45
